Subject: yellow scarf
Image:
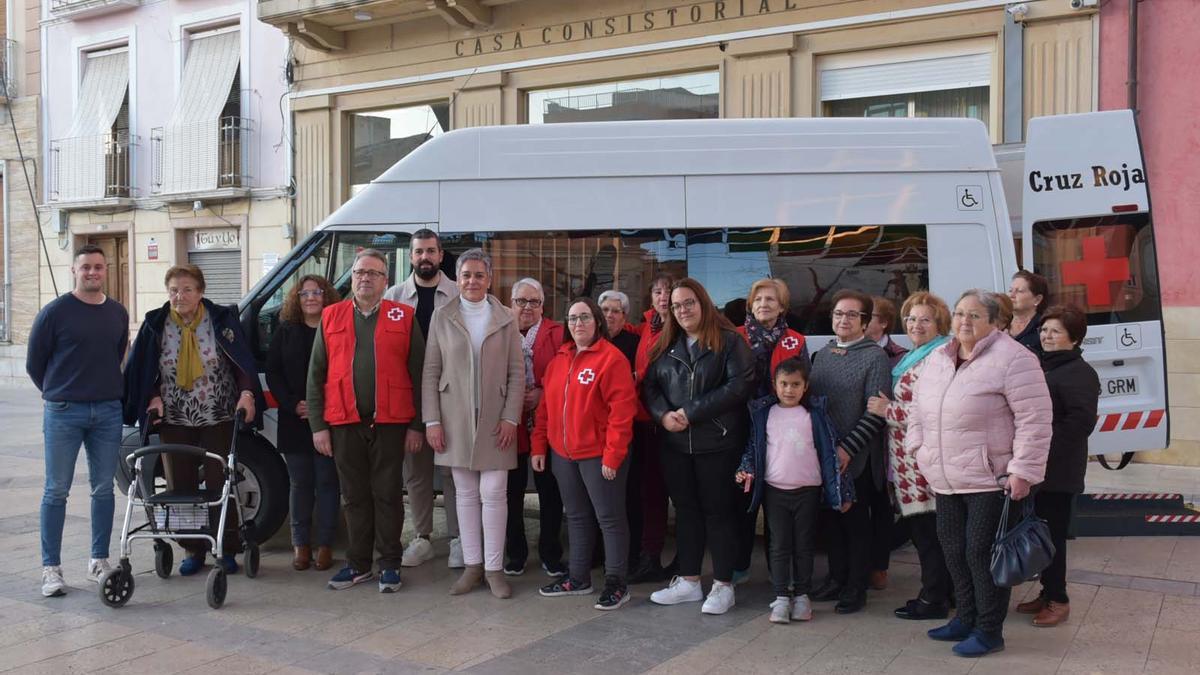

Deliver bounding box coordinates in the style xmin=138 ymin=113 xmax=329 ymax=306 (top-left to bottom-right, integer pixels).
xmin=170 ymin=303 xmax=206 ymax=391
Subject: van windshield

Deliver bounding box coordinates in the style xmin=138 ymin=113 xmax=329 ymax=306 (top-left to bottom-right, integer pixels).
xmin=1032 ymin=213 xmax=1161 ymax=325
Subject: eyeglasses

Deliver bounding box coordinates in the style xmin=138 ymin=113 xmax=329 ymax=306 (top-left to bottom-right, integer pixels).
xmin=832 ymin=310 xmax=863 ymax=320
xmin=298 ymin=289 xmax=324 ymax=299
xmin=670 ymin=298 xmax=698 ymax=313
xmin=566 ymin=314 xmax=595 ymax=325
xmin=952 ymin=311 xmax=987 ymax=322
xmin=904 ymin=316 xmax=934 ymax=326
xmin=513 ymin=298 xmax=543 ymax=308
xmin=351 ymin=269 xmax=386 ymax=279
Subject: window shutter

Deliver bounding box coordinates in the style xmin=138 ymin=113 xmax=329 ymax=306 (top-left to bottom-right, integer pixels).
xmin=188 ymin=249 xmax=242 ymax=305
xmin=160 ymin=30 xmax=241 ymax=194
xmin=58 ymin=51 xmax=128 ymax=201
xmin=819 ymin=53 xmax=991 ymax=101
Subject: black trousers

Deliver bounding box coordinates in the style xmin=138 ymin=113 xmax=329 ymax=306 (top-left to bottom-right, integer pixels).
xmin=505 ymin=452 xmax=565 ymax=567
xmin=869 ymin=478 xmax=895 ymax=572
xmin=658 ymin=446 xmax=740 ymax=582
xmin=907 ymin=512 xmax=952 ymax=604
xmin=821 ymin=470 xmax=875 ymax=592
xmin=160 ymin=422 xmax=239 ymax=556
xmin=936 ymin=491 xmax=1010 ymax=635
xmin=329 ymin=422 xmax=407 ymax=572
xmin=764 ymin=485 xmax=820 ymax=597
xmin=1035 ymin=491 xmax=1074 ymax=604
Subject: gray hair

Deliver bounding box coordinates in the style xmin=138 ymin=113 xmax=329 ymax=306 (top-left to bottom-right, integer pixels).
xmin=511 ymin=278 xmax=544 ymax=302
xmin=354 ymin=248 xmax=388 ymax=267
xmin=455 ymin=248 xmax=492 ymax=277
xmin=598 ymin=290 xmax=630 ymax=315
xmin=956 ymin=288 xmax=1003 ymax=324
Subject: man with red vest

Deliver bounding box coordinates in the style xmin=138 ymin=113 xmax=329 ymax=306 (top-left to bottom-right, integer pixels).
xmin=307 ymin=249 xmax=425 ymax=593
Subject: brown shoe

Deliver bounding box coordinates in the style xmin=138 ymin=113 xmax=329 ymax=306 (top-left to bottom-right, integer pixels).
xmin=868 ymin=570 xmax=888 ymax=591
xmin=485 ymin=570 xmax=513 ymax=599
xmin=450 ymin=564 xmax=484 ymax=595
xmin=292 ymin=545 xmax=312 ymax=571
xmin=1017 ymin=596 xmax=1047 ymax=614
xmin=1033 ymin=601 xmax=1070 ymax=627
xmin=314 ymin=546 xmax=334 ymax=571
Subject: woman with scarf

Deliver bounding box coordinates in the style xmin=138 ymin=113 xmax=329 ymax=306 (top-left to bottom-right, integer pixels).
xmin=868 ymin=291 xmax=953 ymax=621
xmin=733 ymin=278 xmax=809 ymax=580
xmin=123 ymin=265 xmax=264 ymax=576
xmin=627 ymin=273 xmax=677 ymax=583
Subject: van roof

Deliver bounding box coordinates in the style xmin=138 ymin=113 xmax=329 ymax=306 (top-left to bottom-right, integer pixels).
xmin=373 ymin=117 xmax=997 ymax=183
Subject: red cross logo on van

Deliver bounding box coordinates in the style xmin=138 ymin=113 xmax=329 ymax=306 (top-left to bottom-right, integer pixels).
xmin=577 ymin=368 xmax=596 ymax=385
xmin=387 ymin=307 xmax=405 ymax=322
xmin=781 ymin=336 xmax=799 ymax=351
xmin=1060 ymin=236 xmax=1130 ymax=306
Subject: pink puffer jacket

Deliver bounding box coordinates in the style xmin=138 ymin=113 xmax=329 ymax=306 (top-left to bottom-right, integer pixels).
xmin=907 ymin=330 xmax=1051 ymax=494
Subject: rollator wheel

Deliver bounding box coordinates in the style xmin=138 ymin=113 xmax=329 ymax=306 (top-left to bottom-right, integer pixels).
xmin=205 ymin=568 xmax=227 ymax=609
xmin=98 ymin=568 xmax=135 ymax=608
xmin=244 ymin=542 xmax=260 ymax=579
xmin=154 ymin=542 xmax=173 ymax=579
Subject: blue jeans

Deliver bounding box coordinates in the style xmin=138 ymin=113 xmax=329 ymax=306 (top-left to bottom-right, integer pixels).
xmin=41 ymin=400 xmax=123 ymax=566
xmin=284 ymin=450 xmax=340 ymax=547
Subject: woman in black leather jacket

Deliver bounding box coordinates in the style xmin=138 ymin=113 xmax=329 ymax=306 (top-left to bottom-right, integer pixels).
xmin=642 ymin=278 xmax=754 ymax=615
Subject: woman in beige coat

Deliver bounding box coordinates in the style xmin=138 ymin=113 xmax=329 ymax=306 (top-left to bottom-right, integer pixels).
xmin=423 ymin=248 xmax=525 ymax=598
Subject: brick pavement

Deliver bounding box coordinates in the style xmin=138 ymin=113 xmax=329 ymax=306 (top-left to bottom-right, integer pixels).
xmin=2 ymin=386 xmax=1199 ymax=674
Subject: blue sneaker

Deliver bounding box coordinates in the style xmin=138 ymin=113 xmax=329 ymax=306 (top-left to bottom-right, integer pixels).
xmin=953 ymin=630 xmax=1005 ymax=657
xmin=379 ymin=568 xmax=402 ymax=593
xmin=179 ymin=555 xmax=205 ymax=576
xmin=731 ymin=568 xmax=751 ymax=585
xmin=218 ymin=555 xmax=239 ymax=574
xmin=928 ymin=617 xmax=973 ymax=642
xmin=328 ymin=565 xmax=374 ymax=590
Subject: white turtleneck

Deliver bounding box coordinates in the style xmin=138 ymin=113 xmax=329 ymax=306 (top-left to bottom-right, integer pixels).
xmin=461 ymin=295 xmax=490 ymax=363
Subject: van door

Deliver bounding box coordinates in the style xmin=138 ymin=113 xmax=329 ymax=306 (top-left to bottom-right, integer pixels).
xmin=1022 ymin=110 xmax=1168 ymax=456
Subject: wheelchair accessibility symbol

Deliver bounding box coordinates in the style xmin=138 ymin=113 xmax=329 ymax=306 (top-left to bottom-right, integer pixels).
xmin=956 ymin=185 xmax=983 ymax=211
xmin=1116 ymin=324 xmax=1141 ymax=351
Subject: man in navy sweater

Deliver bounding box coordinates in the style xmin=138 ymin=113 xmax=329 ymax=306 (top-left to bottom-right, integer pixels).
xmin=26 ymin=244 xmax=129 ymax=597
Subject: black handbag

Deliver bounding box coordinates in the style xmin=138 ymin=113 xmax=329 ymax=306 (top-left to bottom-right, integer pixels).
xmin=990 ymin=493 xmax=1056 ymax=588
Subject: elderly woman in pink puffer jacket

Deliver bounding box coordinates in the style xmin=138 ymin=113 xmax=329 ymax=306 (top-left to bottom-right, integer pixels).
xmin=906 ymin=289 xmax=1051 ymax=659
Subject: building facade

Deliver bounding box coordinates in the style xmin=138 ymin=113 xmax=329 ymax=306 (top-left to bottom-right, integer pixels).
xmin=36 ymin=0 xmax=291 ymax=332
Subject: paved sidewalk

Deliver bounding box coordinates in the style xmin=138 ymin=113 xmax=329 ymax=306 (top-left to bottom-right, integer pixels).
xmin=2 ymin=385 xmax=1199 ymax=674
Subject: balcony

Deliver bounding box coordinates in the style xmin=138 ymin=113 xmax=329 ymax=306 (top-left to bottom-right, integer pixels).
xmin=49 ymin=0 xmax=141 ymax=21
xmin=48 ymin=132 xmax=135 ymax=208
xmin=0 ymin=39 xmax=16 ymax=103
xmin=151 ymin=116 xmax=253 ymax=202
xmin=257 ymin=0 xmax=508 ymax=51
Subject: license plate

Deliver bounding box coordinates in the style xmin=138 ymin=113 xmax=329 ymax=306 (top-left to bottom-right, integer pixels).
xmin=1100 ymin=376 xmax=1139 ymax=398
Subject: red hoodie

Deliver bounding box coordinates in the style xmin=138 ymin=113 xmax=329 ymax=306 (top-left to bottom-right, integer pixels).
xmin=532 ymin=339 xmax=638 ymax=470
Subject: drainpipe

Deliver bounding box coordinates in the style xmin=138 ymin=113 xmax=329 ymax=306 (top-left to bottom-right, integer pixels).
xmin=1127 ymin=0 xmax=1139 ymax=113
xmin=3 ymin=160 xmax=10 ymax=343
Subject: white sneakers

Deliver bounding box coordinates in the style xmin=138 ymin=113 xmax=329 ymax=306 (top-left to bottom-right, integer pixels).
xmin=41 ymin=566 xmax=65 ymax=598
xmin=447 ymin=537 xmax=464 ymax=569
xmin=769 ymin=594 xmax=813 ymax=624
xmin=401 ymin=537 xmax=435 ymax=567
xmin=86 ymin=558 xmax=112 ymax=584
xmin=701 ymin=582 xmax=736 ymax=615
xmin=650 ymin=576 xmax=704 ymax=605
xmin=791 ymin=594 xmax=813 ymax=621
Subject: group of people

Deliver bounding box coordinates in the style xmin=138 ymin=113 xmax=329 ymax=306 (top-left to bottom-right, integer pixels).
xmin=28 ymin=235 xmax=1100 ymax=659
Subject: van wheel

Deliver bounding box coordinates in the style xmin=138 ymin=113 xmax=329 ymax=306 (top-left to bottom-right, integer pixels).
xmin=233 ymin=432 xmax=289 ymax=545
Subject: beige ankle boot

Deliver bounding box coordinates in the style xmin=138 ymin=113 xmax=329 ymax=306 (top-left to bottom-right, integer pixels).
xmin=485 ymin=570 xmax=512 ymax=599
xmin=450 ymin=564 xmax=483 ymax=595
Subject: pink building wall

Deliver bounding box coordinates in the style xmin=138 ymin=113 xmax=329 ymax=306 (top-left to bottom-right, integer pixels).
xmin=1098 ymin=0 xmax=1200 ymax=307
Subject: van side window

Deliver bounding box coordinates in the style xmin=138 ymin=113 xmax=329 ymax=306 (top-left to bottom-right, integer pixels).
xmin=440 ymin=230 xmax=685 ymax=322
xmin=1032 ymin=213 xmax=1161 ymax=325
xmin=687 ymin=226 xmax=929 ymax=335
xmin=251 ymin=234 xmax=333 ymax=363
xmin=329 ymin=232 xmax=413 ymax=297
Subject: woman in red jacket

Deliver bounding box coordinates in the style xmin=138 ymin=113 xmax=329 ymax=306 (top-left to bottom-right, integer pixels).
xmin=532 ymin=298 xmax=638 ymax=610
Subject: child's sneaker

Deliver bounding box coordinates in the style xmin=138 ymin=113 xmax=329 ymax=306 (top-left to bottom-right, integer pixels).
xmin=539 ymin=575 xmax=593 ymax=597
xmin=791 ymin=594 xmax=813 ymax=621
xmin=769 ymin=596 xmax=791 ymax=624
xmin=328 ymin=565 xmax=374 ymax=590
xmin=595 ymin=576 xmax=630 ymax=611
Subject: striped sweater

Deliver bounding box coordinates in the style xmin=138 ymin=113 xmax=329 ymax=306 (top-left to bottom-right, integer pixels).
xmin=808 ymin=337 xmax=892 ymax=488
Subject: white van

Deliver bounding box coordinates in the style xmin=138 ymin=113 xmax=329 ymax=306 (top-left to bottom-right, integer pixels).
xmin=224 ymin=112 xmax=1165 ymax=537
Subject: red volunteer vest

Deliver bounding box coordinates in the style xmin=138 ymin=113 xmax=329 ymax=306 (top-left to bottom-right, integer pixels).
xmin=321 ymin=299 xmax=417 ymax=426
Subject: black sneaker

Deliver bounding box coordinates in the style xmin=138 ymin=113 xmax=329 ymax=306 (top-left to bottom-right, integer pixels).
xmin=539 ymin=575 xmax=593 ymax=597
xmin=503 ymin=560 xmax=526 ymax=576
xmin=627 ymin=553 xmax=668 ymax=584
xmin=595 ymin=576 xmax=630 ymax=611
xmin=541 ymin=560 xmax=568 ymax=577
xmin=811 ymin=577 xmax=844 ymax=602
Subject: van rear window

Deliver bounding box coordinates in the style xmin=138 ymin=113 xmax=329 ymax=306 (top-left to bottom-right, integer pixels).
xmin=1032 ymin=213 xmax=1162 ymax=325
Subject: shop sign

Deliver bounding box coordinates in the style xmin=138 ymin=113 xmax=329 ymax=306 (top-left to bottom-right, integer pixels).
xmin=454 ymin=0 xmax=804 ymax=58
xmin=191 ymin=228 xmax=240 ymax=251
xmin=147 ymin=237 xmax=158 ymax=261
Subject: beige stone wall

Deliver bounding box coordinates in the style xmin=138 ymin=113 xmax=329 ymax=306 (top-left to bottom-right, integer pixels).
xmin=3 ymin=96 xmax=41 ymax=344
